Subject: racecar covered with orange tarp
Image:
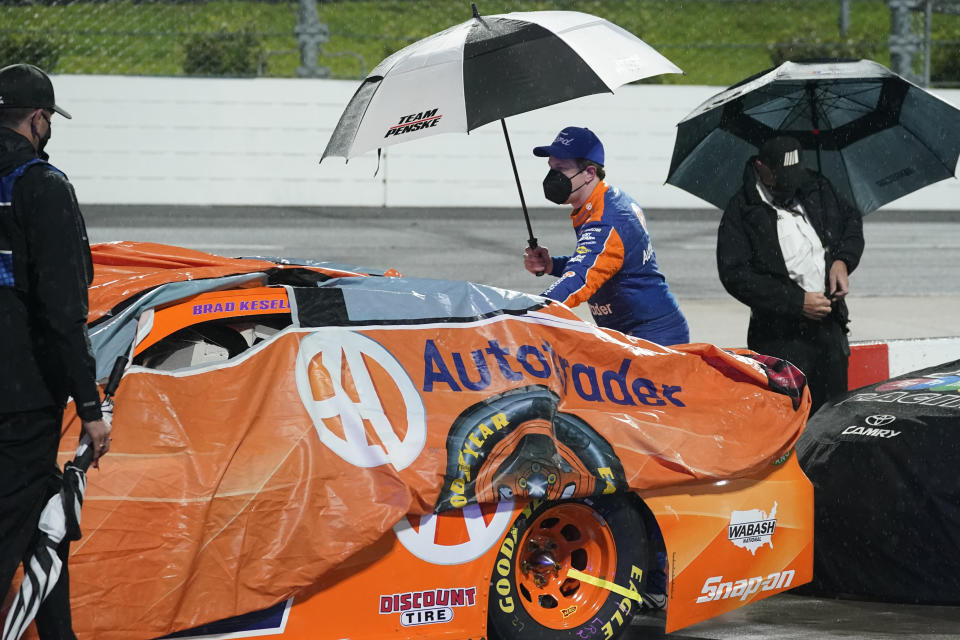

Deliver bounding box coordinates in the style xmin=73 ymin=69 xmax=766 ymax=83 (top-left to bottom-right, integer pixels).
xmin=51 ymin=243 xmax=809 ymax=639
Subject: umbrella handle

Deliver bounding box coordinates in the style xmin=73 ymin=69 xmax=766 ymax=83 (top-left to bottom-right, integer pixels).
xmin=104 ymin=355 xmax=128 ymax=399
xmin=73 ymin=433 xmax=95 ymax=470
xmin=527 ymin=236 xmax=544 ymax=277
xmin=77 ymin=354 xmax=129 ymax=470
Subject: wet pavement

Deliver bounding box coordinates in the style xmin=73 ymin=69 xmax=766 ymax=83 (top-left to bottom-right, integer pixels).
xmin=630 ymin=593 xmax=960 ymax=639
xmin=85 ymin=204 xmax=960 ymax=347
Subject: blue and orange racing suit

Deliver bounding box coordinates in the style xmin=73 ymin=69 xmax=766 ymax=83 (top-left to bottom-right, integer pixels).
xmin=541 ymin=181 xmax=689 ymax=345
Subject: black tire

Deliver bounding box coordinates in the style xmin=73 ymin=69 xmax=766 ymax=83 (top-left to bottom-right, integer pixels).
xmin=488 ymin=495 xmax=648 ymax=640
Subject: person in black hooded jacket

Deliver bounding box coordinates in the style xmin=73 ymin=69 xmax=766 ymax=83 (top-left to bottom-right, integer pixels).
xmin=717 ymin=136 xmax=864 ymax=414
xmin=0 ymin=63 xmax=111 ymax=639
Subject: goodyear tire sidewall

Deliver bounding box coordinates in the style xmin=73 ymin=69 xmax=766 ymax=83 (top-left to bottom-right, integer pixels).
xmin=437 ymin=385 xmax=627 ymax=512
xmin=487 ymin=495 xmax=648 ymax=640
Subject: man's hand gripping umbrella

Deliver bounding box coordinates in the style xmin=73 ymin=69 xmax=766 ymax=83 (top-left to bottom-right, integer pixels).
xmin=2 ymin=355 xmax=128 ymax=640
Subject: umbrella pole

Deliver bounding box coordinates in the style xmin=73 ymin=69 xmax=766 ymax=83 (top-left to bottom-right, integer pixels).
xmin=806 ymin=84 xmax=823 ymax=175
xmin=500 ymin=119 xmax=544 ymax=277
xmin=500 ymin=119 xmax=538 ymax=251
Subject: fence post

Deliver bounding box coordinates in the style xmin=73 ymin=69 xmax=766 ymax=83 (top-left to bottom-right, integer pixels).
xmin=923 ymin=0 xmax=932 ymax=87
xmin=839 ymin=0 xmax=851 ymax=36
xmin=887 ymin=0 xmax=923 ymax=83
xmin=295 ymin=0 xmax=331 ymax=78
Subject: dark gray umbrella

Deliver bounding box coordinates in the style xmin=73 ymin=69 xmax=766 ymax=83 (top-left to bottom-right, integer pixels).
xmin=666 ymin=58 xmax=960 ymax=214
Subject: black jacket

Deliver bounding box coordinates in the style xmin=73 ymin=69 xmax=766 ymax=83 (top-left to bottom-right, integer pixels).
xmin=0 ymin=127 xmax=101 ymax=420
xmin=717 ymin=159 xmax=865 ymax=338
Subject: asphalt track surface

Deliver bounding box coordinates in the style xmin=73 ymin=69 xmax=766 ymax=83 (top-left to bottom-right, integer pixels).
xmin=86 ymin=204 xmax=960 ymax=346
xmin=85 ymin=204 xmax=960 ymax=639
xmin=83 ymin=205 xmax=960 ymax=301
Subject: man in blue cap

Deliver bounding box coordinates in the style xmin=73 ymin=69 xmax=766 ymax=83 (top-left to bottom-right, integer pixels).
xmin=523 ymin=126 xmax=689 ymax=346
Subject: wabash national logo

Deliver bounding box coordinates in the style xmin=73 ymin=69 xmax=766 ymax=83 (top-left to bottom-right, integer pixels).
xmin=384 ymin=109 xmax=442 ymax=138
xmin=727 ymin=502 xmax=777 ymax=555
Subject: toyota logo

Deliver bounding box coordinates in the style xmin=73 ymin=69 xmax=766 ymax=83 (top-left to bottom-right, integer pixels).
xmin=865 ymin=414 xmax=896 ymax=427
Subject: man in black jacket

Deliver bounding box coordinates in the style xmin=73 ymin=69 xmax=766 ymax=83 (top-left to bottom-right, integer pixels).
xmin=0 ymin=63 xmax=111 ymax=638
xmin=717 ymin=136 xmax=864 ymax=413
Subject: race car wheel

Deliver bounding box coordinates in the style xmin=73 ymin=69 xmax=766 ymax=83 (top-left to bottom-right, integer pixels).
xmin=487 ymin=495 xmax=648 ymax=640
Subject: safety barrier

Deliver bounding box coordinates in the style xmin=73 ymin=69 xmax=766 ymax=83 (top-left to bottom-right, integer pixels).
xmin=848 ymin=337 xmax=960 ymax=389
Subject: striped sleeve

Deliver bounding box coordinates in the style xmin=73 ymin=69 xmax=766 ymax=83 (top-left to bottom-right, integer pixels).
xmin=540 ymin=223 xmax=624 ymax=308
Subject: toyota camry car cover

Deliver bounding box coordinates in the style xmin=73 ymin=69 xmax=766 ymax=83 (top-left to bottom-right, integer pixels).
xmin=797 ymin=359 xmax=960 ymax=603
xmin=51 ymin=242 xmax=811 ymax=639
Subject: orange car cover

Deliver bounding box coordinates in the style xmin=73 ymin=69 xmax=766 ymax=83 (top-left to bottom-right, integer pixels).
xmin=51 ymin=243 xmax=809 ymax=639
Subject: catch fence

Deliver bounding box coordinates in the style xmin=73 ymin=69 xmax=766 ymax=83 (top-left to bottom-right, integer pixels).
xmin=1 ymin=0 xmax=960 ymax=86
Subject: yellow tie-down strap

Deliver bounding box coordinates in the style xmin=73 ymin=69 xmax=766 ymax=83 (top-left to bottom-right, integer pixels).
xmin=566 ymin=568 xmax=643 ymax=603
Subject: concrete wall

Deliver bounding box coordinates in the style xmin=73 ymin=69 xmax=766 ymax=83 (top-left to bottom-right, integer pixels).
xmin=49 ymin=75 xmax=960 ymax=209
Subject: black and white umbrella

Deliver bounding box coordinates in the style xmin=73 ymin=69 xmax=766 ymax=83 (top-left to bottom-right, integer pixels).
xmin=2 ymin=357 xmax=125 ymax=640
xmin=1 ymin=436 xmax=93 ymax=640
xmin=666 ymin=58 xmax=960 ymax=214
xmin=322 ymin=5 xmax=681 ymax=248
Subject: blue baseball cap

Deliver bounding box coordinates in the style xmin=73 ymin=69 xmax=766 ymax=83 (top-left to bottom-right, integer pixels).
xmin=533 ymin=127 xmax=604 ymax=166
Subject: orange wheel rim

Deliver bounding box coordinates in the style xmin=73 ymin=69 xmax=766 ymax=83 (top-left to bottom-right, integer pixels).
xmin=515 ymin=502 xmax=618 ymax=629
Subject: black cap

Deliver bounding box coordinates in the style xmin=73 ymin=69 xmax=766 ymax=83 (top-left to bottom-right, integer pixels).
xmin=758 ymin=136 xmax=804 ymax=190
xmin=0 ymin=64 xmax=72 ymax=119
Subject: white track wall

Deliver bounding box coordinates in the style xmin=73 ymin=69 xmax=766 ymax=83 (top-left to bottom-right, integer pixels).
xmin=874 ymin=337 xmax=960 ymax=377
xmin=49 ymin=75 xmax=960 ymax=209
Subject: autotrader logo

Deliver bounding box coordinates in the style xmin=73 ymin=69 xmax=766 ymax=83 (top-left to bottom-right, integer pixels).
xmin=865 ymin=414 xmax=896 ymax=427
xmin=295 ymin=330 xmax=427 ymax=471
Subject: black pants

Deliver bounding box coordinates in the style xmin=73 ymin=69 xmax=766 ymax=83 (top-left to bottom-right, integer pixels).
xmin=748 ymin=315 xmax=849 ymax=415
xmin=0 ymin=407 xmax=76 ymax=640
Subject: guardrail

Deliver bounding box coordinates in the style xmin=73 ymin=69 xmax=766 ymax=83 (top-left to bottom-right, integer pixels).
xmin=848 ymin=336 xmax=960 ymax=388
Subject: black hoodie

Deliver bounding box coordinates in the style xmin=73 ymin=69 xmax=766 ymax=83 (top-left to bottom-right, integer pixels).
xmin=0 ymin=126 xmax=101 ymax=421
xmin=717 ymin=158 xmax=864 ymax=339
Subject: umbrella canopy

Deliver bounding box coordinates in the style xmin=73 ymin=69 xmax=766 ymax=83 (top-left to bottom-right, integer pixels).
xmin=666 ymin=58 xmax=960 ymax=214
xmin=322 ymin=8 xmax=681 ymax=161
